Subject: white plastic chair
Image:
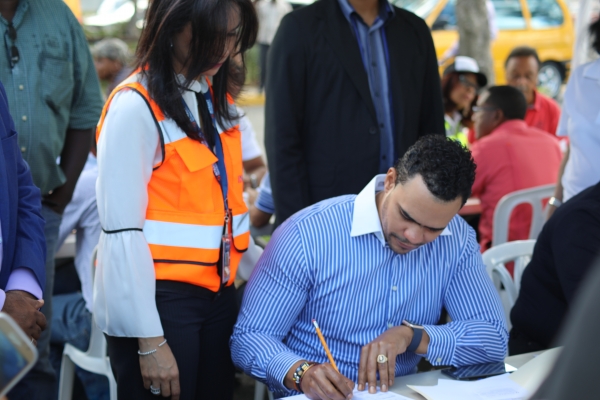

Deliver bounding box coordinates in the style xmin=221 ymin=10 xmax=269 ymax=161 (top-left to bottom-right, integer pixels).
xmin=482 ymin=240 xmax=536 ymax=330
xmin=58 ymin=246 xmax=117 ymax=400
xmin=254 ymin=381 xmax=274 ymax=400
xmin=491 ymin=184 xmax=555 ymax=247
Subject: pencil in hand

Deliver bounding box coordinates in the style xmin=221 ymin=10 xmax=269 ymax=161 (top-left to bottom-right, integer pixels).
xmin=312 ymin=319 xmax=339 ymax=372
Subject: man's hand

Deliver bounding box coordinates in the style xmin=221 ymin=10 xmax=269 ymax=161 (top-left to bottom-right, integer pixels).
xmin=2 ymin=290 xmax=46 ymax=342
xmin=299 ymin=363 xmax=354 ymax=400
xmin=357 ymin=326 xmax=413 ymax=393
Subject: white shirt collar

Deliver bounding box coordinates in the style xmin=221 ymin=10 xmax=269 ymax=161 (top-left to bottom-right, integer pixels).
xmin=176 ymin=74 xmax=209 ymax=93
xmin=350 ymin=175 xmax=452 ymax=247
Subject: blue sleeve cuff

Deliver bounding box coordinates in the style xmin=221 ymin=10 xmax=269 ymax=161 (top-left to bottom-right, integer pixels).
xmin=266 ymin=350 xmax=304 ymax=395
xmin=423 ymin=324 xmax=456 ymax=366
xmin=0 ymin=290 xmax=6 ymax=310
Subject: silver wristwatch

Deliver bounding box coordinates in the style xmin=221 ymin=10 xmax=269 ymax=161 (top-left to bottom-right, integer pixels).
xmin=548 ymin=197 xmax=563 ymax=208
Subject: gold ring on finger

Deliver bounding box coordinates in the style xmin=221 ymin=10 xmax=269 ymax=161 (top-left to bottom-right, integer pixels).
xmin=377 ymin=354 xmax=388 ymax=364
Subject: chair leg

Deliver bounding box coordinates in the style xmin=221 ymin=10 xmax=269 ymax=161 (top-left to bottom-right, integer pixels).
xmin=254 ymin=380 xmax=266 ymax=400
xmin=105 ymin=359 xmax=118 ymax=400
xmin=58 ymin=354 xmax=76 ymax=400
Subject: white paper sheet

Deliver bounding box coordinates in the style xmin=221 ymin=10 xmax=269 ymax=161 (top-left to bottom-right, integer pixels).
xmin=407 ymin=374 xmax=530 ymax=400
xmin=280 ymin=387 xmax=413 ymax=400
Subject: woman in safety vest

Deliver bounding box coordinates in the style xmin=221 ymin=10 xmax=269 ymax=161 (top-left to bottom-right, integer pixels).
xmin=441 ymin=56 xmax=488 ymax=147
xmin=93 ymin=0 xmax=257 ymax=397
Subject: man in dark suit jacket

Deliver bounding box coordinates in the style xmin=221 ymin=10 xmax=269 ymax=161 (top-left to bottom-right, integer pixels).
xmin=265 ymin=0 xmax=445 ymax=224
xmin=0 ymin=82 xmax=47 ymax=343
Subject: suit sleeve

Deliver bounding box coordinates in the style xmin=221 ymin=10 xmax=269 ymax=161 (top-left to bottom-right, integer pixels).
xmin=0 ymin=84 xmax=47 ymax=291
xmin=552 ymin=208 xmax=600 ymax=303
xmin=418 ymin=21 xmax=445 ymax=136
xmin=264 ymin=13 xmax=311 ymax=224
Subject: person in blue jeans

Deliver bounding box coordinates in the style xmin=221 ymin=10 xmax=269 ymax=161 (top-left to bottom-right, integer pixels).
xmin=50 ymin=153 xmax=109 ymax=400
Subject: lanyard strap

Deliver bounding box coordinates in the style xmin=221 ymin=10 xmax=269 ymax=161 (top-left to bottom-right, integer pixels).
xmin=181 ymin=91 xmax=229 ymax=213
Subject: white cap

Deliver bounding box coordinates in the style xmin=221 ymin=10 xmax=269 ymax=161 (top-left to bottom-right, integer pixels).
xmin=454 ymin=56 xmax=481 ymax=73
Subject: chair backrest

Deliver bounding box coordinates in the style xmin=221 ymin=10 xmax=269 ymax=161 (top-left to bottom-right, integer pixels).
xmin=482 ymin=240 xmax=536 ymax=330
xmin=492 ymin=184 xmax=555 ymax=247
xmin=86 ymin=245 xmax=106 ymax=358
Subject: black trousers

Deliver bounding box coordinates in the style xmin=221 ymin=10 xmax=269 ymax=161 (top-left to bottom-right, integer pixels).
xmin=106 ymin=282 xmax=238 ymax=400
xmin=259 ymin=43 xmax=269 ymax=90
xmin=508 ymin=327 xmax=547 ymax=356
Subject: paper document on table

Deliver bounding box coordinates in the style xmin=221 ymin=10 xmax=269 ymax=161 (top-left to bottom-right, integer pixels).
xmin=407 ymin=374 xmax=530 ymax=400
xmin=280 ymin=387 xmax=413 ymax=400
xmin=508 ymin=347 xmax=562 ymax=394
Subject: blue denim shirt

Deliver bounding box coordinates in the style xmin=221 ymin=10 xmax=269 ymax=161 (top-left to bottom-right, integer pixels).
xmin=337 ymin=0 xmax=395 ymax=173
xmin=0 ymin=0 xmax=103 ymax=194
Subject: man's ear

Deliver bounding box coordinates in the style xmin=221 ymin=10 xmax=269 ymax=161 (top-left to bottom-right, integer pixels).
xmin=384 ymin=168 xmax=397 ymax=192
xmin=493 ymin=108 xmax=506 ymax=126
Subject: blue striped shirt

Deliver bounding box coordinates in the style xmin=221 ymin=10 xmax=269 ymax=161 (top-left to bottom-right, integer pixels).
xmin=231 ymin=175 xmax=508 ymax=397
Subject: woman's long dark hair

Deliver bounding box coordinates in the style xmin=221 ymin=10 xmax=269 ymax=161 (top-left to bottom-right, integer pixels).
xmin=136 ymin=0 xmax=258 ymax=142
xmin=441 ymin=72 xmax=476 ymax=129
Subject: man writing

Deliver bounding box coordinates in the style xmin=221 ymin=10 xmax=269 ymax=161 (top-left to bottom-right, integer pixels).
xmin=0 ymin=82 xmax=46 ymax=346
xmin=231 ymin=136 xmax=507 ymax=399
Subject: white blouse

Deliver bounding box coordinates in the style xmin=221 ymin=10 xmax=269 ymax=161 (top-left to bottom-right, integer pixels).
xmin=557 ymin=59 xmax=600 ymax=201
xmin=93 ymin=76 xmax=262 ymax=338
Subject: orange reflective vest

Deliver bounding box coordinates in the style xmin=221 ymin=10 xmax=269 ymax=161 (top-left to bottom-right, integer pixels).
xmin=97 ymin=74 xmax=249 ymax=292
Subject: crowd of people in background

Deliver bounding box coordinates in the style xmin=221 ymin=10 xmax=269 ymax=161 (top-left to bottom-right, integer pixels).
xmin=1 ymin=0 xmax=600 ymax=398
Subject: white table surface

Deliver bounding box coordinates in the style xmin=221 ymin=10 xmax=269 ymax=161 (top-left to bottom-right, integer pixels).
xmin=389 ymin=352 xmax=540 ymax=399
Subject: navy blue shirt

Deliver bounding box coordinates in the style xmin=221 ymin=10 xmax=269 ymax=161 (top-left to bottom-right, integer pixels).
xmin=337 ymin=0 xmax=395 ymax=173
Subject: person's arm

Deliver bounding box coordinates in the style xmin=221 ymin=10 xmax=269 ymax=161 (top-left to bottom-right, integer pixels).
xmin=423 ymin=230 xmax=508 ymax=367
xmin=44 ymin=6 xmax=103 ymax=215
xmin=0 ymin=83 xmax=46 ymax=340
xmin=553 ymin=209 xmax=600 ymax=303
xmin=239 ymin=113 xmax=267 ymax=187
xmin=264 ymin=13 xmax=311 ymax=224
xmin=43 ymin=128 xmax=93 ymax=214
xmin=250 ymin=173 xmax=274 ymax=227
xmin=547 ymin=144 xmax=569 ymax=220
xmin=469 ymin=142 xmax=486 ymax=198
xmin=418 ymin=21 xmax=445 ymax=136
xmin=231 ymin=222 xmax=351 ymax=398
xmin=96 ymin=89 xmax=180 ymax=398
xmin=243 ymin=157 xmax=267 ymax=189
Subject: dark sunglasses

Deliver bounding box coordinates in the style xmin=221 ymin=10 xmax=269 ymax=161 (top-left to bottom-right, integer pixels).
xmin=458 ymin=74 xmax=480 ymax=93
xmin=5 ymin=23 xmax=20 ymax=68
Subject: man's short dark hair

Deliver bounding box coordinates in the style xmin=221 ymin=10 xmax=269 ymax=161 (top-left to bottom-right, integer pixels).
xmin=591 ymin=19 xmax=600 ymax=55
xmin=505 ymin=46 xmax=541 ymax=68
xmin=395 ymin=135 xmax=476 ymax=205
xmin=484 ymin=86 xmax=527 ymax=120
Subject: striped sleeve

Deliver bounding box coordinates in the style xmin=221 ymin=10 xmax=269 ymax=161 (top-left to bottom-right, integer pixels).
xmin=424 ymin=229 xmax=508 ymax=366
xmin=230 ymin=220 xmax=312 ymax=395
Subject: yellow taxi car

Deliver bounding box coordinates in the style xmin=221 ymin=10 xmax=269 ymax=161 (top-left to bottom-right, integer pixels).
xmin=64 ymin=0 xmax=83 ymax=21
xmin=394 ymin=0 xmax=574 ymax=98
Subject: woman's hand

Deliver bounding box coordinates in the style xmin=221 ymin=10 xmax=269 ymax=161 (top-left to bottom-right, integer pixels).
xmin=138 ymin=337 xmax=180 ymax=399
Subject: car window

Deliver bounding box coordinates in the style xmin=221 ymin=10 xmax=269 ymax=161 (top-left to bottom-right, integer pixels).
xmin=432 ymin=0 xmax=457 ymax=30
xmin=526 ymin=0 xmax=564 ymax=28
xmin=491 ymin=0 xmax=527 ymax=29
xmin=393 ymin=0 xmax=439 ymax=19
